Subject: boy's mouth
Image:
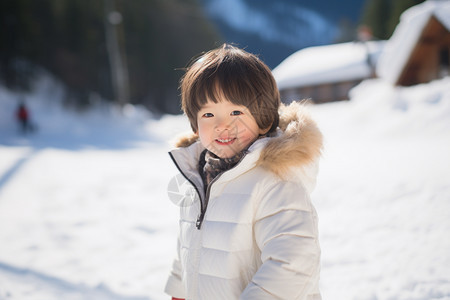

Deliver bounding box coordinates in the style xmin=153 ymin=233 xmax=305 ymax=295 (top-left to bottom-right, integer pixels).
xmin=215 ymin=138 xmax=236 ymax=145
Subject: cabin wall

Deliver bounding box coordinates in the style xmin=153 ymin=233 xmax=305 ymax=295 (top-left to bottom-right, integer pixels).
xmin=397 ymin=16 xmax=450 ymax=86
xmin=280 ymin=80 xmax=362 ymax=104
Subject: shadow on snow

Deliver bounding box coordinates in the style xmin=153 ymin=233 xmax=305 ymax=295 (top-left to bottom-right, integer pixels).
xmin=0 ymin=260 xmax=152 ymax=300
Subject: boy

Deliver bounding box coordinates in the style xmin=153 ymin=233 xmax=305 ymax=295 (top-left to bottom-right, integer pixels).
xmin=165 ymin=44 xmax=322 ymax=299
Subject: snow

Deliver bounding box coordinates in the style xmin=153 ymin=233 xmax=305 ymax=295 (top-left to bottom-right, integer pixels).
xmin=272 ymin=41 xmax=385 ymax=90
xmin=312 ymin=77 xmax=450 ymax=299
xmin=1 ymin=70 xmax=450 ymax=300
xmin=377 ymin=0 xmax=450 ymax=84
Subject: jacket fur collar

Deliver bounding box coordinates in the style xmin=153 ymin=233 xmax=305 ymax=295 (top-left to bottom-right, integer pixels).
xmin=173 ymin=101 xmax=323 ymax=180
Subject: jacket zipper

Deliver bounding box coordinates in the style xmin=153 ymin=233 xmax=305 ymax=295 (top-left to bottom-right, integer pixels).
xmin=169 ymin=152 xmax=205 ymax=226
xmin=169 ymin=150 xmax=248 ymax=230
xmin=195 ymin=151 xmax=249 ymax=229
xmin=196 ymin=174 xmax=219 ymax=229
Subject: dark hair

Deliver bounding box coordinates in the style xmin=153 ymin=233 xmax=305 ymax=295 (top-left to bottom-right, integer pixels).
xmin=180 ymin=44 xmax=280 ymax=134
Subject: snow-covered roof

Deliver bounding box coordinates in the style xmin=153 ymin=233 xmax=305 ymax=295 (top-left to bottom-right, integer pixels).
xmin=377 ymin=0 xmax=450 ymax=84
xmin=272 ymin=41 xmax=385 ymax=90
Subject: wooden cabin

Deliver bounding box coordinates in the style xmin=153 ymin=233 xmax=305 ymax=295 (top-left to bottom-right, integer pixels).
xmin=272 ymin=41 xmax=385 ymax=104
xmin=377 ymin=1 xmax=450 ymax=86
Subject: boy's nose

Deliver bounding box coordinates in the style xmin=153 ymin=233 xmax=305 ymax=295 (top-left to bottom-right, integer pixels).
xmin=215 ymin=123 xmax=229 ymax=132
xmin=215 ymin=118 xmax=232 ymax=132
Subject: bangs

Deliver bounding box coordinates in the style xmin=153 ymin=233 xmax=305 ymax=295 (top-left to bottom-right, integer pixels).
xmin=193 ymin=59 xmax=259 ymax=108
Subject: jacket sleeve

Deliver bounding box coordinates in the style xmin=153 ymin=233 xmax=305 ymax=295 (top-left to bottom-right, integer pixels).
xmin=164 ymin=235 xmax=186 ymax=298
xmin=240 ymin=180 xmax=321 ymax=299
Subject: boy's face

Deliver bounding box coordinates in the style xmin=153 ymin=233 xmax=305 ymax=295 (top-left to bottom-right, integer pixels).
xmin=196 ymin=100 xmax=266 ymax=159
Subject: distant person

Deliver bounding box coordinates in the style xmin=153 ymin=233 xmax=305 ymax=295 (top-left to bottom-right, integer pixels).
xmin=165 ymin=44 xmax=323 ymax=299
xmin=16 ymin=102 xmax=31 ymax=134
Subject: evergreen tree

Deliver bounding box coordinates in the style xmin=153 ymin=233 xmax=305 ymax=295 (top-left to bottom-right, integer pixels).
xmin=387 ymin=0 xmax=425 ymax=36
xmin=361 ymin=0 xmax=390 ymax=39
xmin=360 ymin=0 xmax=425 ymax=40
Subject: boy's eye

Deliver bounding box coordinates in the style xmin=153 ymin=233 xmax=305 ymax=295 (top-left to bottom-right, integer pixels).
xmin=202 ymin=112 xmax=214 ymax=118
xmin=230 ymin=110 xmax=243 ymax=116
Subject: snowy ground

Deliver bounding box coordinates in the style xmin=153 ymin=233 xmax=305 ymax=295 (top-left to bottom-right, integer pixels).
xmin=0 ymin=76 xmax=449 ymax=300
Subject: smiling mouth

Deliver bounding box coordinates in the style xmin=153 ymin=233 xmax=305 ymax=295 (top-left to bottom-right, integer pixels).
xmin=215 ymin=138 xmax=236 ymax=145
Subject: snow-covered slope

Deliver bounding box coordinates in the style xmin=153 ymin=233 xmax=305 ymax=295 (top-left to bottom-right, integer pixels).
xmin=0 ymin=74 xmax=450 ymax=299
xmin=0 ymin=75 xmax=153 ymax=150
xmin=312 ymin=77 xmax=450 ymax=299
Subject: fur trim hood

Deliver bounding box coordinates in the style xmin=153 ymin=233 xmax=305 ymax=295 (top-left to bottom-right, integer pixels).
xmin=174 ymin=101 xmax=323 ymax=179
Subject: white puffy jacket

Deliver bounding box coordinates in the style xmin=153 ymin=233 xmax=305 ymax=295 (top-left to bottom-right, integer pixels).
xmin=165 ymin=102 xmax=323 ymax=300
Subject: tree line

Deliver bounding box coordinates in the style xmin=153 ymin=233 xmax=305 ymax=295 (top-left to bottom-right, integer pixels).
xmin=0 ymin=0 xmax=220 ymax=114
